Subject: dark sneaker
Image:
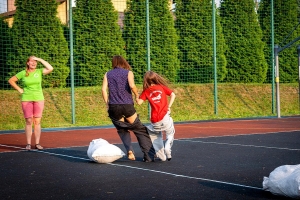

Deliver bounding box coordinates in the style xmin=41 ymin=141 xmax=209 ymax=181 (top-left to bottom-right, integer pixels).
xmin=143 ymin=158 xmax=154 ymax=162
xmin=143 ymin=153 xmax=154 ymax=162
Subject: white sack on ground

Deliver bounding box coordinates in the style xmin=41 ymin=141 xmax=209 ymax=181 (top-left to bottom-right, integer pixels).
xmin=87 ymin=138 xmax=125 ymax=163
xmin=263 ymin=164 xmax=300 ymax=199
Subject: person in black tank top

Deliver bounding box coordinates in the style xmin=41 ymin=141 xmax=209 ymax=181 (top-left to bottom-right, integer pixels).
xmin=102 ymin=55 xmax=155 ymax=162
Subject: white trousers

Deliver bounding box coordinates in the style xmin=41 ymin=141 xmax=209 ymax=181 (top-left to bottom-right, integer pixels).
xmin=147 ymin=112 xmax=175 ymax=161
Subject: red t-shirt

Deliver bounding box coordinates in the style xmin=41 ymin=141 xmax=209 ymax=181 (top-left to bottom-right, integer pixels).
xmin=139 ymin=85 xmax=173 ymax=123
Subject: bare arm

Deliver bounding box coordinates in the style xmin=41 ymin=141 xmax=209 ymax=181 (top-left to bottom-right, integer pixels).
xmin=136 ymin=98 xmax=144 ymax=105
xmin=101 ymin=73 xmax=109 ymax=109
xmin=168 ymin=92 xmax=176 ymax=111
xmin=128 ymin=71 xmax=139 ymax=99
xmin=8 ymin=76 xmax=23 ymax=94
xmin=32 ymin=56 xmax=53 ymax=75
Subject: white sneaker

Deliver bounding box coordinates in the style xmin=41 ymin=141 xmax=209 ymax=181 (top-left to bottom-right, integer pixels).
xmin=156 ymin=148 xmax=166 ymax=161
xmin=165 ymin=149 xmax=172 ymax=161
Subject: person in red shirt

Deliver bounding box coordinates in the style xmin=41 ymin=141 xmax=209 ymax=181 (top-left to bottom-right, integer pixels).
xmin=137 ymin=71 xmax=176 ymax=161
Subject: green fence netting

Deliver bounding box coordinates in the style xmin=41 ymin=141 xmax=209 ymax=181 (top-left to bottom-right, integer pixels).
xmin=0 ymin=0 xmax=299 ymax=130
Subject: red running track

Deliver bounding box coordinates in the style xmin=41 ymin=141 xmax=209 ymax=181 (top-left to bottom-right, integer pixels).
xmin=0 ymin=117 xmax=299 ymax=152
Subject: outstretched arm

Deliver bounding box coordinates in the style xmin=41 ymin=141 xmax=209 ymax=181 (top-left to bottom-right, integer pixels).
xmin=128 ymin=71 xmax=139 ymax=99
xmin=136 ymin=98 xmax=144 ymax=105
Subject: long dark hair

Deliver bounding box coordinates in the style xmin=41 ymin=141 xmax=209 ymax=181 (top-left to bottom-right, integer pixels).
xmin=112 ymin=55 xmax=131 ymax=70
xmin=143 ymin=71 xmax=169 ymax=90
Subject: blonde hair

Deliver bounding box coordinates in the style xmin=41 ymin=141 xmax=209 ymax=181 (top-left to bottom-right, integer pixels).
xmin=142 ymin=71 xmax=170 ymax=90
xmin=25 ymin=57 xmax=32 ymax=77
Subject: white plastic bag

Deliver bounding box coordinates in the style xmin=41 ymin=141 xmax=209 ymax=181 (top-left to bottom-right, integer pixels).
xmin=87 ymin=138 xmax=125 ymax=163
xmin=263 ymin=164 xmax=300 ymax=198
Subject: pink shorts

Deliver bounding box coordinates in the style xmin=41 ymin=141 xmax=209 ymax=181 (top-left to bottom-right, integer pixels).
xmin=21 ymin=101 xmax=45 ymax=119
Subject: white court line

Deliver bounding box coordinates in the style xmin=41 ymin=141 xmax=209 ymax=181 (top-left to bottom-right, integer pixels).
xmin=0 ymin=144 xmax=92 ymax=160
xmin=178 ymin=139 xmax=300 ymax=151
xmin=109 ymin=163 xmax=262 ymax=190
xmin=0 ymin=144 xmax=86 ymax=153
xmin=176 ymin=117 xmax=300 ymax=125
xmin=0 ymin=144 xmax=262 ymax=191
xmin=177 ymin=129 xmax=300 ymax=141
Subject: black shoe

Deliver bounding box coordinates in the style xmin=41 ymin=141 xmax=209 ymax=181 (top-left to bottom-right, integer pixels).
xmin=167 ymin=158 xmax=172 ymax=161
xmin=143 ymin=154 xmax=154 ymax=162
xmin=143 ymin=158 xmax=154 ymax=162
xmin=143 ymin=153 xmax=155 ymax=162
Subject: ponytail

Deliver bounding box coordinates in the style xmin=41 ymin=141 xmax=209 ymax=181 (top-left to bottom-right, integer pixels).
xmin=25 ymin=69 xmax=29 ymax=77
xmin=25 ymin=57 xmax=31 ymax=76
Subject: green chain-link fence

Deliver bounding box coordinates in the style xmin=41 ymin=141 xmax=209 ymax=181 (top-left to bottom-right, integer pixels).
xmin=0 ymin=0 xmax=299 ymax=130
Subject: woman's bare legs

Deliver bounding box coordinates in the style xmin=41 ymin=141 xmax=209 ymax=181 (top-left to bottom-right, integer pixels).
xmin=24 ymin=117 xmax=43 ymax=150
xmin=25 ymin=117 xmax=33 ymax=148
xmin=33 ymin=117 xmax=42 ymax=146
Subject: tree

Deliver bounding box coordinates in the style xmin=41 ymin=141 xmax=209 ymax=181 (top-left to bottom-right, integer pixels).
xmin=258 ymin=0 xmax=300 ymax=83
xmin=175 ymin=0 xmax=227 ymax=83
xmin=220 ymin=0 xmax=267 ymax=83
xmin=7 ymin=0 xmax=69 ymax=88
xmin=73 ymin=0 xmax=126 ymax=86
xmin=123 ymin=0 xmax=180 ymax=83
xmin=0 ymin=18 xmax=11 ymax=89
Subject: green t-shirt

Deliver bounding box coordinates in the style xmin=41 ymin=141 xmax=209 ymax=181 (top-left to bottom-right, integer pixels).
xmin=15 ymin=68 xmax=44 ymax=101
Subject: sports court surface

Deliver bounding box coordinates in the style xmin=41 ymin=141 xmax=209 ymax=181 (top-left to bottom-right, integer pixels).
xmin=1 ymin=116 xmax=299 ymax=200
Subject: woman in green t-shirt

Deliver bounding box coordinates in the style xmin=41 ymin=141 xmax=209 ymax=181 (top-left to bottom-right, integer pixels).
xmin=8 ymin=56 xmax=53 ymax=150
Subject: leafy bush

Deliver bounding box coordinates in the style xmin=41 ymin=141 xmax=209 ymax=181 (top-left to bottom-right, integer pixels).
xmin=220 ymin=0 xmax=268 ymax=83
xmin=7 ymin=0 xmax=69 ymax=88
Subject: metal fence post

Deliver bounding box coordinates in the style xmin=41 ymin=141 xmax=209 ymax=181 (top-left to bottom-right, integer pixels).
xmin=146 ymin=0 xmax=151 ymax=120
xmin=271 ymin=0 xmax=275 ymax=114
xmin=297 ymin=45 xmax=300 ymax=110
xmin=212 ymin=0 xmax=218 ymax=115
xmin=69 ymin=0 xmax=75 ymax=124
xmin=274 ymin=45 xmax=280 ymax=118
